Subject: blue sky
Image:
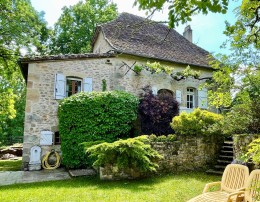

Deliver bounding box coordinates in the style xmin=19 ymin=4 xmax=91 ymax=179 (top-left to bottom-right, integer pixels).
xmin=31 ymin=0 xmax=241 ymax=55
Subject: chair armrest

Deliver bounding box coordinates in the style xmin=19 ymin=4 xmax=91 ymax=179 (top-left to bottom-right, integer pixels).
xmin=226 ymin=191 xmax=245 ymax=202
xmin=203 ymin=181 xmax=221 ymax=193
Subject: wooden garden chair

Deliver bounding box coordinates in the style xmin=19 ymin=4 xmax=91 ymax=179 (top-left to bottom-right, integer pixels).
xmin=187 ymin=164 xmax=249 ymax=202
xmin=231 ymin=169 xmax=260 ymax=202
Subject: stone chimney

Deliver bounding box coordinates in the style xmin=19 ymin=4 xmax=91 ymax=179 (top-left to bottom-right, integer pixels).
xmin=183 ymin=25 xmax=192 ymax=43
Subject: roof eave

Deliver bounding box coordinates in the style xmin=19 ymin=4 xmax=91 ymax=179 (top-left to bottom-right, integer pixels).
xmin=114 ymin=50 xmax=212 ymax=69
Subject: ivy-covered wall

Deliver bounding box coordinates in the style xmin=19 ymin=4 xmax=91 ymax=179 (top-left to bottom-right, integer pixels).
xmin=233 ymin=134 xmax=260 ymax=161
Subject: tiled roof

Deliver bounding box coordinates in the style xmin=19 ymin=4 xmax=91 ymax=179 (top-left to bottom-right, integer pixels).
xmin=19 ymin=53 xmax=116 ymax=82
xmin=95 ymin=12 xmax=211 ymax=68
xmin=19 ymin=53 xmax=116 ymax=62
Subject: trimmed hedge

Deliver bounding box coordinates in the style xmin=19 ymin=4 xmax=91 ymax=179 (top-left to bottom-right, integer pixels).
xmin=171 ymin=108 xmax=223 ymax=136
xmin=58 ymin=91 xmax=139 ymax=168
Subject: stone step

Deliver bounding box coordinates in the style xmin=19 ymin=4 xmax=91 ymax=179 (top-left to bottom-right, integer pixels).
xmin=222 ymin=145 xmax=233 ymax=149
xmin=206 ymin=169 xmax=223 ymax=175
xmin=224 ymin=141 xmax=233 ymax=145
xmin=220 ymin=150 xmax=233 ymax=154
xmin=217 ymin=159 xmax=232 ymax=164
xmin=215 ymin=165 xmax=226 ymax=169
xmin=219 ymin=155 xmax=234 ymax=159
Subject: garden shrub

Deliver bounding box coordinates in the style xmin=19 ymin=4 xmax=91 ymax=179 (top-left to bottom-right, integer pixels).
xmin=242 ymin=137 xmax=260 ymax=165
xmin=139 ymin=86 xmax=179 ymax=135
xmin=171 ymin=108 xmax=223 ymax=136
xmin=86 ymin=136 xmax=163 ymax=173
xmin=58 ymin=91 xmax=139 ymax=168
xmin=148 ymin=134 xmax=177 ymax=142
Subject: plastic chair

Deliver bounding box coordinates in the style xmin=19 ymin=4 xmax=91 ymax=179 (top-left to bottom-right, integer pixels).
xmin=233 ymin=169 xmax=260 ymax=202
xmin=187 ymin=164 xmax=250 ymax=202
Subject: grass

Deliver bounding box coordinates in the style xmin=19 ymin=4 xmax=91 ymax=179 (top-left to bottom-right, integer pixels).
xmin=0 ymin=172 xmax=220 ymax=202
xmin=0 ymin=159 xmax=22 ymax=171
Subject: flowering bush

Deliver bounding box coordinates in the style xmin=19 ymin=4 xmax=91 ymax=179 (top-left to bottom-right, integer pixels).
xmin=171 ymin=108 xmax=223 ymax=136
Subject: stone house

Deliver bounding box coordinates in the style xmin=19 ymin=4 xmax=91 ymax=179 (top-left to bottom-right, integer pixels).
xmin=19 ymin=13 xmax=214 ymax=169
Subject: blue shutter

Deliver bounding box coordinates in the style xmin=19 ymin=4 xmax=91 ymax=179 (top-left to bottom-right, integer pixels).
xmin=84 ymin=78 xmax=93 ymax=92
xmin=176 ymin=90 xmax=182 ymax=103
xmin=54 ymin=73 xmax=65 ymax=99
xmin=198 ymin=88 xmax=208 ymax=109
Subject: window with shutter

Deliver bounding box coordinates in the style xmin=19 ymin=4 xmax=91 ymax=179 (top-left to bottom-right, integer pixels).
xmin=54 ymin=73 xmax=66 ymax=99
xmin=84 ymin=78 xmax=93 ymax=92
xmin=198 ymin=88 xmax=208 ymax=109
xmin=187 ymin=87 xmax=195 ymax=109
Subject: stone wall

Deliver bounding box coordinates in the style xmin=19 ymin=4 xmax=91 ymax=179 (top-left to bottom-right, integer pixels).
xmin=233 ymin=134 xmax=260 ymax=160
xmin=100 ymin=135 xmax=223 ymax=180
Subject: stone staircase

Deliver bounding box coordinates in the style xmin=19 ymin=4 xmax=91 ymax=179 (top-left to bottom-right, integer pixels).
xmin=206 ymin=138 xmax=234 ymax=175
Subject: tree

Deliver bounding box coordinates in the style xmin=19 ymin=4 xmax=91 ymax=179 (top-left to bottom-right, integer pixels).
xmin=50 ymin=0 xmax=118 ymax=54
xmin=134 ymin=0 xmax=259 ymax=134
xmin=139 ymin=86 xmax=179 ymax=135
xmin=205 ymin=0 xmax=260 ymax=134
xmin=134 ymin=0 xmax=229 ymax=27
xmin=0 ymin=0 xmax=50 ymax=144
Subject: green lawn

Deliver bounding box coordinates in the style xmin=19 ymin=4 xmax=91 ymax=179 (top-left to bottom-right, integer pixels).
xmin=0 ymin=172 xmax=220 ymax=202
xmin=0 ymin=159 xmax=22 ymax=171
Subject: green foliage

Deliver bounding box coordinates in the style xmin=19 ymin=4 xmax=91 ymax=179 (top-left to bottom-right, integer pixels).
xmin=58 ymin=91 xmax=139 ymax=168
xmin=224 ymin=0 xmax=259 ymax=49
xmin=145 ymin=62 xmax=175 ymax=75
xmin=133 ymin=64 xmax=143 ymax=74
xmin=148 ymin=134 xmax=177 ymax=142
xmin=0 ymin=159 xmax=22 ymax=171
xmin=0 ymin=87 xmax=26 ymax=145
xmin=203 ymin=0 xmax=259 ymax=134
xmin=204 ymin=55 xmax=233 ymax=109
xmin=102 ymin=79 xmax=107 ymax=91
xmin=172 ymin=66 xmax=201 ymax=81
xmin=50 ymin=0 xmax=118 ymax=54
xmin=222 ymin=89 xmax=260 ymax=135
xmin=0 ymin=0 xmax=49 ymax=143
xmin=0 ymin=0 xmax=50 ymax=55
xmin=134 ymin=0 xmax=228 ymax=28
xmin=144 ymin=62 xmax=201 ymax=81
xmin=86 ymin=135 xmax=163 ymax=172
xmin=171 ymin=108 xmax=223 ymax=136
xmin=242 ymin=137 xmax=260 ymax=165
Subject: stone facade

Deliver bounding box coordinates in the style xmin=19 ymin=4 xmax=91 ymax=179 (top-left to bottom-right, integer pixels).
xmin=22 ymin=54 xmax=213 ymax=169
xmin=100 ymin=135 xmax=222 ymax=180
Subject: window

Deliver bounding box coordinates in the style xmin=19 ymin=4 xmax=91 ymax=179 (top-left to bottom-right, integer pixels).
xmin=54 ymin=131 xmax=61 ymax=145
xmin=158 ymin=89 xmax=174 ymax=97
xmin=66 ymin=77 xmax=82 ymax=97
xmin=187 ymin=87 xmax=195 ymax=109
xmin=54 ymin=74 xmax=93 ymax=99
